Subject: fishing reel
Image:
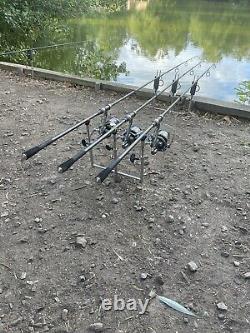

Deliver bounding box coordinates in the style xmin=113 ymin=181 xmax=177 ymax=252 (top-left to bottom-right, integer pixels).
xmin=150 ymin=129 xmax=171 ymax=155
xmin=99 ymin=117 xmax=120 ymax=136
xmin=122 ymin=125 xmax=143 ymax=148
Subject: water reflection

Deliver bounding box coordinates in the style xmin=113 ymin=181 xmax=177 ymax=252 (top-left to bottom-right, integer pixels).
xmin=0 ymin=0 xmax=250 ymax=103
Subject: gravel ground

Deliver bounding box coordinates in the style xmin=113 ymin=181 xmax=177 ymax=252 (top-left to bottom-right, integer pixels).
xmin=0 ymin=70 xmax=249 ymax=333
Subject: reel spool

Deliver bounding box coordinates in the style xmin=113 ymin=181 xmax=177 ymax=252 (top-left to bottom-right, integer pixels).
xmin=122 ymin=125 xmax=143 ymax=148
xmin=99 ymin=117 xmax=120 ymax=136
xmin=151 ymin=130 xmax=170 ymax=155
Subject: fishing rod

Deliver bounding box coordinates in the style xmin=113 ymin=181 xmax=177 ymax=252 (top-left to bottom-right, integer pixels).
xmin=21 ymin=56 xmax=198 ymax=161
xmin=0 ymin=41 xmax=89 ymax=58
xmin=58 ymin=60 xmax=203 ymax=173
xmin=96 ymin=63 xmax=216 ymax=184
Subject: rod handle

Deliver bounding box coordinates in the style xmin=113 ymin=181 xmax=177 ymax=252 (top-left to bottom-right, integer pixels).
xmin=22 ymin=145 xmax=42 ymax=160
xmin=58 ymin=158 xmax=76 ymax=173
xmin=96 ymin=159 xmax=119 ymax=183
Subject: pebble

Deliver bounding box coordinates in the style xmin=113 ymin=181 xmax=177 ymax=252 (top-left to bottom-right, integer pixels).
xmin=61 ymin=309 xmax=68 ymax=321
xmin=233 ymin=261 xmax=240 ymax=267
xmin=193 ymin=144 xmax=199 ymax=152
xmin=88 ymin=322 xmax=104 ymax=332
xmin=155 ymin=275 xmax=164 ymax=286
xmin=75 ymin=236 xmax=87 ymax=248
xmin=243 ymin=272 xmax=250 ymax=279
xmin=187 ymin=261 xmax=198 ymax=272
xmin=140 ymin=273 xmax=148 ymax=280
xmin=167 ymin=215 xmax=174 ymax=223
xmin=134 ymin=206 xmax=143 ymax=212
xmin=218 ymin=313 xmax=225 ymax=320
xmin=0 ymin=211 xmax=9 ymax=218
xmin=111 ymin=198 xmax=119 ymax=204
xmin=217 ymin=302 xmax=228 ymax=311
xmin=20 ymin=272 xmax=27 ymax=280
xmin=221 ymin=251 xmax=229 ymax=258
xmin=79 ymin=275 xmax=86 ymax=282
xmin=221 ymin=226 xmax=228 ymax=232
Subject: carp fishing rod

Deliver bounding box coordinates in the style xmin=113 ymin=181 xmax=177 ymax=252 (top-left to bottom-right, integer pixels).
xmin=0 ymin=41 xmax=90 ymax=58
xmin=58 ymin=60 xmax=203 ymax=173
xmin=96 ymin=63 xmax=216 ymax=183
xmin=21 ymin=56 xmax=198 ymax=161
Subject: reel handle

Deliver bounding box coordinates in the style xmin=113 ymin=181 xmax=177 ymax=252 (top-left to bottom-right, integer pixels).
xmin=96 ymin=159 xmax=118 ymax=183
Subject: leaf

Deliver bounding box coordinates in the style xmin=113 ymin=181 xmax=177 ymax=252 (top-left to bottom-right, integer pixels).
xmin=157 ymin=295 xmax=196 ymax=317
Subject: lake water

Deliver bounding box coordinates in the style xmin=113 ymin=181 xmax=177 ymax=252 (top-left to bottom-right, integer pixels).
xmin=1 ymin=0 xmax=250 ymax=104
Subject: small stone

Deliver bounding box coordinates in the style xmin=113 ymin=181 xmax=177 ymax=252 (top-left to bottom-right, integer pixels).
xmin=61 ymin=309 xmax=68 ymax=321
xmin=149 ymin=290 xmax=156 ymax=299
xmin=221 ymin=226 xmax=228 ymax=232
xmin=167 ymin=215 xmax=174 ymax=223
xmin=221 ymin=251 xmax=229 ymax=258
xmin=193 ymin=144 xmax=199 ymax=152
xmin=187 ymin=261 xmax=198 ymax=272
xmin=75 ymin=236 xmax=87 ymax=248
xmin=20 ymin=272 xmax=27 ymax=280
xmin=183 ymin=317 xmax=189 ymax=324
xmin=140 ymin=273 xmax=148 ymax=280
xmin=79 ymin=275 xmax=86 ymax=282
xmin=1 ymin=211 xmax=9 ymax=218
xmin=111 ymin=198 xmax=119 ymax=204
xmin=243 ymin=272 xmax=250 ymax=279
xmin=218 ymin=313 xmax=225 ymax=320
xmin=217 ymin=302 xmax=228 ymax=311
xmin=155 ymin=275 xmax=164 ymax=286
xmin=88 ymin=322 xmax=104 ymax=332
xmin=233 ymin=261 xmax=240 ymax=267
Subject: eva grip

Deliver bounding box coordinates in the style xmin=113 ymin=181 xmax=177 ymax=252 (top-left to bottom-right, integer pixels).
xmin=96 ymin=159 xmax=119 ymax=183
xmin=22 ymin=146 xmax=41 ymax=160
xmin=58 ymin=158 xmax=76 ymax=173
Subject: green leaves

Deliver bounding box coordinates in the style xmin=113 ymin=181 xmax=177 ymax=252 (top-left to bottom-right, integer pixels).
xmin=236 ymin=81 xmax=250 ymax=105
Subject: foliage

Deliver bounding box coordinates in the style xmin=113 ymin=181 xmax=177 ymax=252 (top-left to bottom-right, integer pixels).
xmin=235 ymin=81 xmax=250 ymax=105
xmin=74 ymin=44 xmax=127 ymax=80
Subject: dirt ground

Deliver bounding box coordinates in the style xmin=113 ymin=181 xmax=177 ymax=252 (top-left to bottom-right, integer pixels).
xmin=0 ymin=70 xmax=249 ymax=333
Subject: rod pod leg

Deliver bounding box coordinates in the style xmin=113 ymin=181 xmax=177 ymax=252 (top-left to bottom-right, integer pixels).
xmin=113 ymin=132 xmax=119 ymax=182
xmin=86 ymin=121 xmax=94 ymax=167
xmin=188 ymin=97 xmax=193 ymax=112
xmin=140 ymin=138 xmax=146 ymax=184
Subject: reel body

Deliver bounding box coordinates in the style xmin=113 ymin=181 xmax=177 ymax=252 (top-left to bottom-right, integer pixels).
xmin=151 ymin=130 xmax=170 ymax=154
xmin=122 ymin=125 xmax=143 ymax=148
xmin=99 ymin=117 xmax=120 ymax=136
